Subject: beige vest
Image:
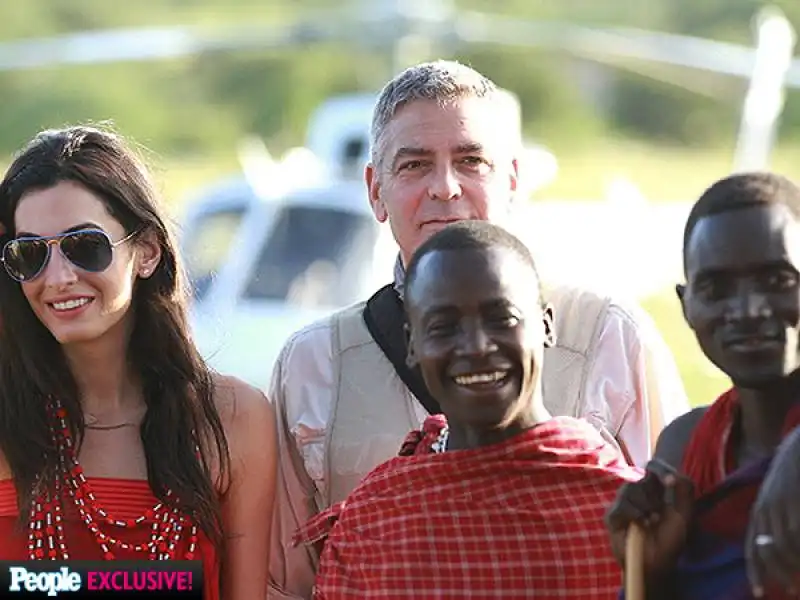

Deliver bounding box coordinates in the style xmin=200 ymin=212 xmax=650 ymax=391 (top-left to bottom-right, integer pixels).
xmin=321 ymin=284 xmax=612 ymax=507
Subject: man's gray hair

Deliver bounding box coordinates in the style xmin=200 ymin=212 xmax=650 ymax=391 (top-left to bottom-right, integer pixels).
xmin=369 ymin=60 xmax=516 ymax=168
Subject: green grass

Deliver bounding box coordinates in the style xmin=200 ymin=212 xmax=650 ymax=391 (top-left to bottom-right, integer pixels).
xmin=640 ymin=289 xmax=729 ymax=407
xmin=539 ymin=138 xmax=800 ymax=202
xmin=150 ymin=139 xmax=800 ymax=211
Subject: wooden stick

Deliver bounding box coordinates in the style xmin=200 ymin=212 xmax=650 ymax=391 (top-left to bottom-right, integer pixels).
xmin=625 ymin=523 xmax=646 ymax=600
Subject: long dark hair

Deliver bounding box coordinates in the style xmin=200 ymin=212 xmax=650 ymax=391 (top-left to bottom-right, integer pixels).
xmin=0 ymin=125 xmax=230 ymax=548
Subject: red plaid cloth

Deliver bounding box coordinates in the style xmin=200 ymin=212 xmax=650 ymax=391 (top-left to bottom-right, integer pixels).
xmin=397 ymin=413 xmax=448 ymax=456
xmin=294 ymin=416 xmax=642 ymax=599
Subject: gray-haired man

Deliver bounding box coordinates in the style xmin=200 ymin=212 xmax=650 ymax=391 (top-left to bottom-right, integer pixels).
xmin=267 ymin=60 xmax=688 ymax=599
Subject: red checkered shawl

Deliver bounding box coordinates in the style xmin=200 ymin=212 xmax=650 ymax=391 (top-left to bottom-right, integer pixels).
xmin=294 ymin=416 xmax=642 ymax=599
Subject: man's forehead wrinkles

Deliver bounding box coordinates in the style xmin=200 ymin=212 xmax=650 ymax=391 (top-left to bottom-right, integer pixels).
xmin=393 ymin=142 xmax=484 ymax=156
xmin=394 ymin=146 xmax=431 ymax=157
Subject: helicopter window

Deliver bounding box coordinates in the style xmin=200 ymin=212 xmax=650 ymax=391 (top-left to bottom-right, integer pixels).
xmin=183 ymin=207 xmax=246 ymax=301
xmin=242 ymin=205 xmax=377 ymax=307
xmin=342 ymin=137 xmax=365 ymax=166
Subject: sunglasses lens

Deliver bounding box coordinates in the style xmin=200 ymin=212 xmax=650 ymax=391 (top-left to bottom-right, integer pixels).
xmin=61 ymin=230 xmax=113 ymax=273
xmin=3 ymin=239 xmax=48 ymax=281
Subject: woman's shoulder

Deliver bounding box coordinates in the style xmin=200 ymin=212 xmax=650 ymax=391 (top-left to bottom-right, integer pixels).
xmin=210 ymin=373 xmax=275 ymax=433
xmin=208 ymin=373 xmax=277 ymax=499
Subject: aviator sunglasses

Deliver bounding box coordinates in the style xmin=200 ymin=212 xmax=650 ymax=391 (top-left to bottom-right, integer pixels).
xmin=1 ymin=228 xmax=138 ymax=283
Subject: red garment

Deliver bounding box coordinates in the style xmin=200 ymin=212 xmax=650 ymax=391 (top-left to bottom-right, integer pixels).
xmin=674 ymin=388 xmax=800 ymax=600
xmin=0 ymin=478 xmax=219 ymax=600
xmin=397 ymin=413 xmax=448 ymax=456
xmin=295 ymin=416 xmax=643 ymax=599
xmin=681 ymin=388 xmax=800 ymax=541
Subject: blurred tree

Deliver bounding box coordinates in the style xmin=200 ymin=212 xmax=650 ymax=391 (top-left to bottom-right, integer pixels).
xmin=0 ymin=0 xmax=795 ymax=156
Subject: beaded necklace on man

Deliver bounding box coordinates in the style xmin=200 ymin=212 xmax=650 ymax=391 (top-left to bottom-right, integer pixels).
xmin=27 ymin=398 xmax=200 ymax=560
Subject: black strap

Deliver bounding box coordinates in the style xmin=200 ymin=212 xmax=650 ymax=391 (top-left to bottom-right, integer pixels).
xmin=362 ymin=284 xmax=442 ymax=415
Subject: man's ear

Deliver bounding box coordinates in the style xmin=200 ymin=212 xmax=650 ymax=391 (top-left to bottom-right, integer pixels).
xmin=542 ymin=303 xmax=556 ymax=348
xmin=365 ymin=162 xmax=388 ymax=223
xmin=675 ymin=283 xmax=690 ymax=325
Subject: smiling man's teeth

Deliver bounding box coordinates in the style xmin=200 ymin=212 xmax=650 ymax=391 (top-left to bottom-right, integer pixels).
xmin=52 ymin=298 xmax=90 ymax=311
xmin=454 ymin=371 xmax=508 ymax=385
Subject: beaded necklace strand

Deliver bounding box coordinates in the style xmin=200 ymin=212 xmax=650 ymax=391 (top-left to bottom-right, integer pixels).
xmin=27 ymin=400 xmax=199 ymax=560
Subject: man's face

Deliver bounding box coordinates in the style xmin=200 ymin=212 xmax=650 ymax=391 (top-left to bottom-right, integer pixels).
xmin=365 ymin=97 xmax=518 ymax=264
xmin=679 ymin=204 xmax=800 ymax=389
xmin=406 ymin=247 xmax=553 ymax=430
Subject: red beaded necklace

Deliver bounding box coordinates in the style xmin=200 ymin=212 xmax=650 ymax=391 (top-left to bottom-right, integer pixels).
xmin=27 ymin=400 xmax=200 ymax=561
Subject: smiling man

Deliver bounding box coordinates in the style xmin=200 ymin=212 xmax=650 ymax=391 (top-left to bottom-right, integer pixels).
xmin=606 ymin=172 xmax=800 ymax=599
xmin=294 ymin=221 xmax=643 ymax=599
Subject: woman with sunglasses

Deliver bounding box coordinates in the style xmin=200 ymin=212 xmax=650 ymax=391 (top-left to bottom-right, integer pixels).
xmin=0 ymin=126 xmax=277 ymax=600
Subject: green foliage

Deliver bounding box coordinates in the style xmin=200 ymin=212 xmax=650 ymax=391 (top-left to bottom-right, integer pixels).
xmin=641 ymin=290 xmax=729 ymax=407
xmin=0 ymin=0 xmax=798 ymax=157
